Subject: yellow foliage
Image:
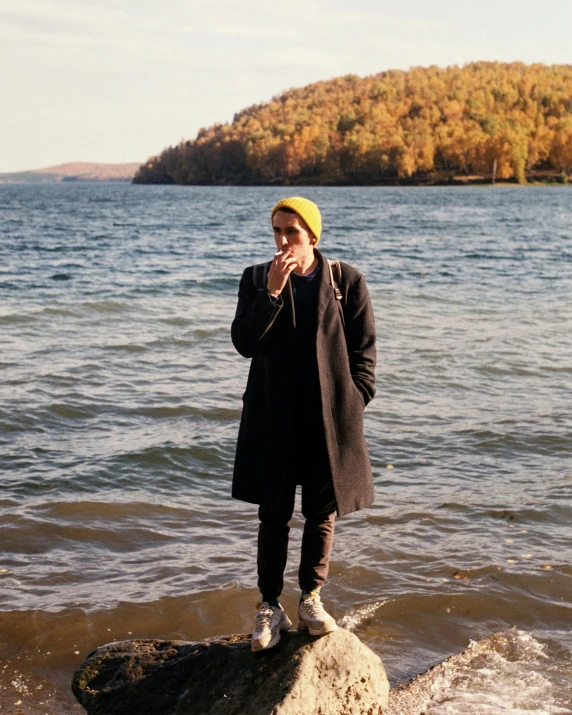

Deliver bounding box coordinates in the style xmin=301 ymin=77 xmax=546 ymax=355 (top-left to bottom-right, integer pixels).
xmin=134 ymin=62 xmax=572 ymax=185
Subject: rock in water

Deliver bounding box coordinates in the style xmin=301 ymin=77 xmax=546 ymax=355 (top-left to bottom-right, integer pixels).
xmin=72 ymin=629 xmax=390 ymax=715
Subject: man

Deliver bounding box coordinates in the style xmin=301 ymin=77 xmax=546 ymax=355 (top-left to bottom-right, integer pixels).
xmin=231 ymin=197 xmax=376 ymax=652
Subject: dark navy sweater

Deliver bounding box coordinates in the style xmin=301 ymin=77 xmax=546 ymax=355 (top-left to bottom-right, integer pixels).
xmin=290 ymin=265 xmax=321 ymax=405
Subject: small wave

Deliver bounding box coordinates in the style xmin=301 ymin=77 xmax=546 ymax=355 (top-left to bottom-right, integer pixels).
xmin=111 ymin=443 xmax=230 ymax=470
xmin=160 ymin=316 xmax=193 ymax=327
xmin=390 ymin=629 xmax=570 ymax=715
xmin=0 ymin=312 xmax=39 ymax=324
xmin=45 ymin=403 xmax=94 ymax=420
xmin=131 ymin=405 xmax=240 ymax=420
xmin=82 ymin=300 xmax=130 ymax=313
xmin=476 ymin=365 xmax=543 ymax=377
xmin=103 ymin=343 xmax=147 ymax=353
xmin=340 ymin=600 xmax=387 ymax=631
xmin=195 ymin=277 xmax=239 ymax=291
xmin=424 ymin=630 xmax=568 ymax=714
xmin=452 ymin=428 xmax=572 ymax=457
xmin=40 ymin=306 xmax=79 ymax=317
xmin=193 ymin=327 xmax=228 ymax=338
xmin=31 ymin=499 xmax=188 ymax=521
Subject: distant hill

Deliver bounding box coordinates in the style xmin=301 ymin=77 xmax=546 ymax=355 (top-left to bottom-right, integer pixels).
xmin=134 ymin=62 xmax=572 ymax=186
xmin=0 ymin=162 xmax=141 ymax=184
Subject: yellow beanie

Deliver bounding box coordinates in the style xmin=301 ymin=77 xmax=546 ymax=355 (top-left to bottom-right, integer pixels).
xmin=271 ymin=197 xmax=322 ymax=244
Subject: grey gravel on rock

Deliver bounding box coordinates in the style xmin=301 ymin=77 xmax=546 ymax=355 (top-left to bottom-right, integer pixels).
xmin=72 ymin=628 xmax=390 ymax=715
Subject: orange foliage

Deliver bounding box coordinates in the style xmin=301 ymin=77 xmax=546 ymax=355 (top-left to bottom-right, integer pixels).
xmin=134 ymin=62 xmax=572 ymax=185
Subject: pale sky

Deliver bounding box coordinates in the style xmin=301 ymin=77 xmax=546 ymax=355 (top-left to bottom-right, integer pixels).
xmin=1 ymin=0 xmax=571 ymax=172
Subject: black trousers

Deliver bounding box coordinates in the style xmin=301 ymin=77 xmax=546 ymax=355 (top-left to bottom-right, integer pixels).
xmin=257 ymin=423 xmax=337 ymax=599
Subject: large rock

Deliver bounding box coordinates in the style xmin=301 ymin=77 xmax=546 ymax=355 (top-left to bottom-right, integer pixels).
xmin=72 ymin=629 xmax=390 ymax=715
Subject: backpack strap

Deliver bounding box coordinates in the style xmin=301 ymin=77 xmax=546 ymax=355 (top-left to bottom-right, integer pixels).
xmin=327 ymin=259 xmax=343 ymax=301
xmin=327 ymin=259 xmax=345 ymax=328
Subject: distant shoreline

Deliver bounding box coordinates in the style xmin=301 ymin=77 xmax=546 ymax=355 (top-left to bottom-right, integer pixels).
xmin=2 ymin=178 xmax=570 ymax=187
xmin=0 ymin=176 xmax=134 ymax=184
xmin=131 ymin=173 xmax=570 ymax=187
xmin=1 ymin=170 xmax=569 ymax=187
xmin=131 ymin=170 xmax=570 ymax=188
xmin=0 ymin=162 xmax=140 ymax=184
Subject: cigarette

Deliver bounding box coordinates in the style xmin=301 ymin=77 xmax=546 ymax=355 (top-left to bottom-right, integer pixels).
xmin=274 ymin=249 xmax=287 ymax=256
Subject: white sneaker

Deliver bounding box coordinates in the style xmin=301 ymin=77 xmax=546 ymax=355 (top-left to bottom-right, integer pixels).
xmin=298 ymin=591 xmax=338 ymax=636
xmin=251 ymin=602 xmax=292 ymax=652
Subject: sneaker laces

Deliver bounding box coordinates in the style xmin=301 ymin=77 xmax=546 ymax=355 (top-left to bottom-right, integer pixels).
xmin=302 ymin=593 xmax=326 ymax=617
xmin=255 ymin=602 xmax=274 ymax=629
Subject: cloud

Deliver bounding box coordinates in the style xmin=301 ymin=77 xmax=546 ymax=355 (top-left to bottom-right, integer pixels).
xmin=2 ymin=0 xmax=572 ymax=172
xmin=0 ymin=0 xmax=449 ymax=48
xmin=0 ymin=0 xmax=125 ymax=31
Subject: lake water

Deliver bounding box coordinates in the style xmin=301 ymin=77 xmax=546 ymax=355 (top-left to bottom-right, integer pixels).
xmin=1 ymin=183 xmax=571 ymax=713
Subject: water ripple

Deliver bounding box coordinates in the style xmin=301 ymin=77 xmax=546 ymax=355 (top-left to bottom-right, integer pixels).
xmin=1 ymin=183 xmax=571 ymax=712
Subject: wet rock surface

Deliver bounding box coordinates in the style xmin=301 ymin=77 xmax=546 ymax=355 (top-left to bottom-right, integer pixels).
xmin=72 ymin=628 xmax=390 ymax=714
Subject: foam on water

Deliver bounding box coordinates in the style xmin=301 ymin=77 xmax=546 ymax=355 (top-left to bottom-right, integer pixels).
xmin=430 ymin=634 xmax=568 ymax=714
xmin=390 ymin=630 xmax=571 ymax=715
xmin=339 ymin=600 xmax=388 ymax=631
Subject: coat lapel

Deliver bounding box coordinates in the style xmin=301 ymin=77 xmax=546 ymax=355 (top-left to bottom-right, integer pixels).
xmin=283 ymin=274 xmax=296 ymax=328
xmin=315 ymin=249 xmax=334 ymax=327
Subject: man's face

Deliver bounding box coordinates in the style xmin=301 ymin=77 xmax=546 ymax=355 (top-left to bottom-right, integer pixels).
xmin=272 ymin=210 xmax=315 ymax=259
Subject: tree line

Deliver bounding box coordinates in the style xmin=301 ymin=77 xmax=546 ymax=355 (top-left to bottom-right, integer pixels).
xmin=134 ymin=62 xmax=572 ymax=185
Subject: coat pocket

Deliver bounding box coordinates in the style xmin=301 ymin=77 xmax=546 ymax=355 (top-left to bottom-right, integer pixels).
xmin=351 ymin=380 xmax=365 ymax=407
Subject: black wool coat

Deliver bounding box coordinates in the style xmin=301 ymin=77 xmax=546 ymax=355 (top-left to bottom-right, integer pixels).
xmin=231 ymin=249 xmax=376 ymax=517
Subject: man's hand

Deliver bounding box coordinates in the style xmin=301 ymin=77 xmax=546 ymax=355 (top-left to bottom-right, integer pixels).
xmin=267 ymin=247 xmax=297 ymax=297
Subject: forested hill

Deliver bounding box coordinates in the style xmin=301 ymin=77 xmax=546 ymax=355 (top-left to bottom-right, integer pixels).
xmin=134 ymin=62 xmax=572 ymax=186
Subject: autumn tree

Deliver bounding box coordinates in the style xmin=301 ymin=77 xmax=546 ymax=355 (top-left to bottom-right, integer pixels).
xmin=134 ymin=62 xmax=572 ymax=185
